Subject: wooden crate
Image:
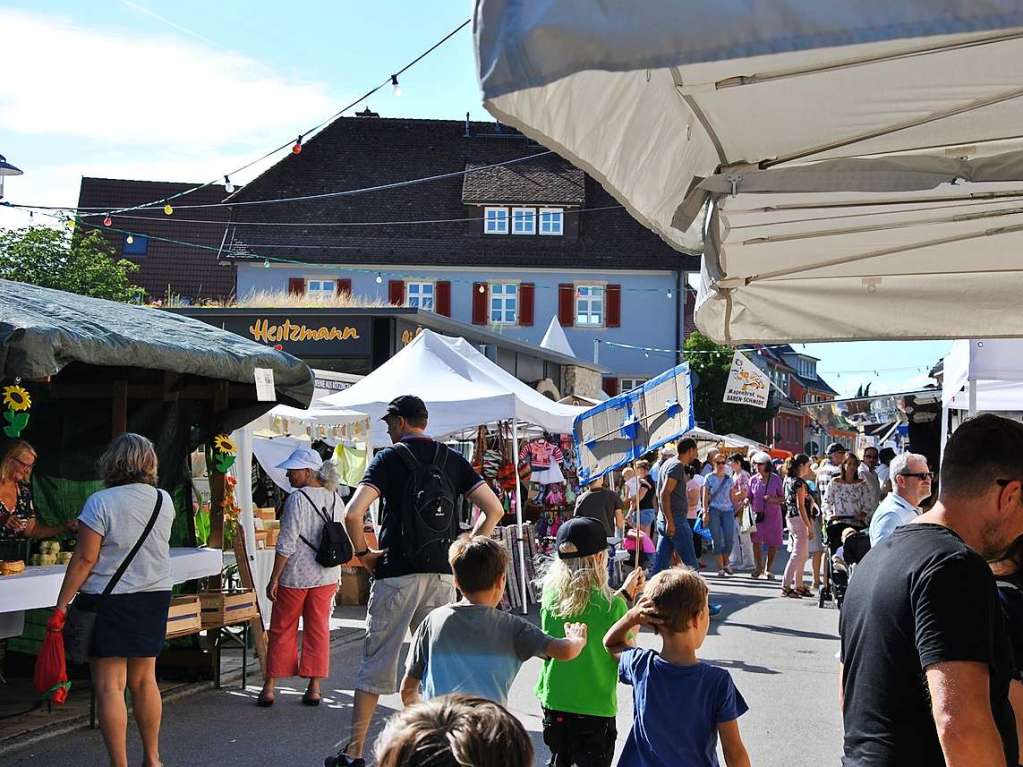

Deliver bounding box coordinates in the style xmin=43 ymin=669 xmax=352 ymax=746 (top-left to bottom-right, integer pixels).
xmin=166 ymin=595 xmax=202 ymax=638
xmin=199 ymin=590 xmax=260 ymax=627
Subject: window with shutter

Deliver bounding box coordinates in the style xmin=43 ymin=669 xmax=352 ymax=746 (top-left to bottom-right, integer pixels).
xmin=489 ymin=282 xmax=518 ymax=325
xmin=336 ymin=278 xmax=352 ymax=298
xmin=602 ymin=377 xmax=620 ymax=397
xmin=606 ymin=284 xmax=622 ymax=328
xmin=435 ymin=281 xmax=451 ymax=316
xmin=287 ymin=277 xmax=305 ymax=296
xmin=518 ymin=283 xmax=534 ymax=326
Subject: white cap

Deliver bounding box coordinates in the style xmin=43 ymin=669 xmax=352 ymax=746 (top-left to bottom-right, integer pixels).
xmin=751 ymin=451 xmax=773 ymax=465
xmin=275 ymin=447 xmax=323 ymax=471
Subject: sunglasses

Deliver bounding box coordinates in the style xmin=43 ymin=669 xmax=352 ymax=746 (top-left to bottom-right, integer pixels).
xmin=11 ymin=456 xmax=34 ymax=471
xmin=900 ymin=472 xmax=934 ymax=480
xmin=714 ymin=461 xmax=726 ymax=466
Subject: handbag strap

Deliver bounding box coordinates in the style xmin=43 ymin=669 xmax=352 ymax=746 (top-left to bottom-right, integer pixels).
xmin=101 ymin=489 xmax=163 ymax=597
xmin=708 ymin=475 xmax=731 ymax=507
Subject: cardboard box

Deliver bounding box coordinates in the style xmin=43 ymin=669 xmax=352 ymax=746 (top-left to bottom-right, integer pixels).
xmin=254 ymin=531 xmax=269 ymax=549
xmin=255 ymin=507 xmax=277 ymax=521
xmin=338 ymin=567 xmax=370 ymax=606
xmin=198 ymin=590 xmax=260 ymax=627
xmin=166 ymin=595 xmax=202 ymax=638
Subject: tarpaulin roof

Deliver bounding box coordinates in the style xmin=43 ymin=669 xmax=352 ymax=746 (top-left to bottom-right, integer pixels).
xmin=475 ymin=1 xmax=1023 ymax=342
xmin=0 ymin=280 xmax=314 ymax=408
xmin=320 ymin=329 xmax=586 ymax=441
xmin=942 ymin=339 xmax=1023 ymax=410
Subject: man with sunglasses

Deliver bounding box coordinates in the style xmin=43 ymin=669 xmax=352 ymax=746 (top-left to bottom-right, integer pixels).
xmin=867 ymin=452 xmax=931 ymax=546
xmin=841 ymin=414 xmax=1023 ymax=767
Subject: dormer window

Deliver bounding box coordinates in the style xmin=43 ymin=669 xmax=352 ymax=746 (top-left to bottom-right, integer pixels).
xmin=539 ymin=208 xmax=564 ymax=235
xmin=512 ymin=207 xmax=536 ymax=235
xmin=484 ymin=207 xmax=509 ymax=234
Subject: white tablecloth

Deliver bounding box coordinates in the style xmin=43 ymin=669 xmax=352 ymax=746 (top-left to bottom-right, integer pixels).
xmin=0 ymin=547 xmax=223 ymax=615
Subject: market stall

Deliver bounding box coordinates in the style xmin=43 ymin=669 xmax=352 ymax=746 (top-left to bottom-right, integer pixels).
xmin=0 ymin=280 xmax=313 ymax=661
xmin=940 ymin=339 xmax=1023 ymax=455
xmin=321 ymin=329 xmax=586 ymax=610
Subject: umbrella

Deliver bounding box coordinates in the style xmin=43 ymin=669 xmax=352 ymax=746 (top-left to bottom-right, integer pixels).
xmin=34 ymin=609 xmax=70 ymax=705
xmin=475 ymin=2 xmax=1023 ymax=342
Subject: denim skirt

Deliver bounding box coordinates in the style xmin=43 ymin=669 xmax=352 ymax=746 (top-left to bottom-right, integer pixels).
xmin=74 ymin=590 xmax=172 ymax=658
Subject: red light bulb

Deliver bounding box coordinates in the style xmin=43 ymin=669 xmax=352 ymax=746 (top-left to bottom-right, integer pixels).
xmin=103 ymin=216 xmax=112 ymax=227
xmin=292 ymin=136 xmax=303 ymax=155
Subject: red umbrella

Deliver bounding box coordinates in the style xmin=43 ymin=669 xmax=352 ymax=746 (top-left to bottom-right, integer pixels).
xmin=34 ymin=609 xmax=70 ymax=705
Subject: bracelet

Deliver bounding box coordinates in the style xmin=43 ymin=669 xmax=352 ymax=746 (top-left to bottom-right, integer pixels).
xmin=355 ymin=548 xmax=370 ymax=557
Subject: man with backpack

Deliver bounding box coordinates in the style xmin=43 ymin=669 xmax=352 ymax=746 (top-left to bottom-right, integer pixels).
xmin=326 ymin=395 xmax=505 ymax=767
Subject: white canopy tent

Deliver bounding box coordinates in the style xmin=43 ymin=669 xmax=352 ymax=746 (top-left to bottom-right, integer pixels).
xmin=474 ymin=2 xmax=1023 ymax=342
xmin=321 ymin=329 xmax=587 ymax=610
xmin=940 ymin=339 xmax=1023 ymax=455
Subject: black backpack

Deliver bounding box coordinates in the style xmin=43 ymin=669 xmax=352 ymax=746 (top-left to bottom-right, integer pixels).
xmin=393 ymin=441 xmax=459 ymax=572
xmin=298 ymin=489 xmax=353 ymax=568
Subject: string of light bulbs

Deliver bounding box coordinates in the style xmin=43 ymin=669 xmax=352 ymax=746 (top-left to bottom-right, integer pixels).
xmin=16 ymin=17 xmax=472 ymax=221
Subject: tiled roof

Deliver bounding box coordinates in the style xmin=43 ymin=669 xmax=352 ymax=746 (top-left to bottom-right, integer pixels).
xmin=223 ymin=116 xmax=698 ymax=271
xmin=76 ymin=178 xmax=235 ymax=301
xmin=461 ymin=157 xmax=585 ymax=205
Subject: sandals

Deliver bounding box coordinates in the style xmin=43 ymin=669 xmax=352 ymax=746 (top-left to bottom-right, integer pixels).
xmin=256 ymin=692 xmax=275 ymax=708
xmin=303 ymin=692 xmax=322 ymax=706
xmin=795 ymin=587 xmax=813 ymax=598
xmin=781 ymin=588 xmax=802 ymax=599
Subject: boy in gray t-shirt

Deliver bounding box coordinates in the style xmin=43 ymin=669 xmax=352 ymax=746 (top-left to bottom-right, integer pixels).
xmin=401 ymin=536 xmax=587 ymax=706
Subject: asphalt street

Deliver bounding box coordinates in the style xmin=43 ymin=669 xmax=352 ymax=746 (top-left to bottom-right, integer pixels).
xmin=7 ymin=565 xmax=843 ymax=766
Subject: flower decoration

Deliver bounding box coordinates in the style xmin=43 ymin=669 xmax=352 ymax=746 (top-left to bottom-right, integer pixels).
xmin=211 ymin=432 xmax=237 ymax=473
xmin=2 ymin=384 xmax=31 ymax=438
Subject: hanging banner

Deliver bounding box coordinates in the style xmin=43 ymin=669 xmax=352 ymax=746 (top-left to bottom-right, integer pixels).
xmin=723 ymin=351 xmax=770 ymax=408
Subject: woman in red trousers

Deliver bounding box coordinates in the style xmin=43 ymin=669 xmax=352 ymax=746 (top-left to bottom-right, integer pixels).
xmin=258 ymin=447 xmax=345 ymax=707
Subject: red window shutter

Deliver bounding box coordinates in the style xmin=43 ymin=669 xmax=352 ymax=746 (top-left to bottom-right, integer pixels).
xmin=606 ymin=284 xmax=622 ymax=327
xmin=518 ymin=283 xmax=534 ymax=326
xmin=602 ymin=377 xmax=620 ymax=397
xmin=388 ymin=280 xmax=405 ymax=306
xmin=435 ymin=280 xmax=452 ymax=317
xmin=472 ymin=282 xmax=489 ymax=325
xmin=336 ymin=278 xmax=352 ymax=297
xmin=287 ymin=277 xmax=305 ymax=296
xmin=558 ymin=283 xmax=575 ymax=327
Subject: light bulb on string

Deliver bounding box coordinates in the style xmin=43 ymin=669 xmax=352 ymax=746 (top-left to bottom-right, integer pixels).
xmin=163 ymin=204 xmax=173 ymax=216
xmin=666 ymin=289 xmax=672 ymax=299
xmin=224 ymin=175 xmax=235 ymax=194
xmin=478 ymin=284 xmax=485 ymax=293
xmin=103 ymin=215 xmax=112 ymax=227
xmin=375 ymin=272 xmax=383 ymax=284
xmin=65 ymin=218 xmax=75 ymax=231
xmin=28 ymin=211 xmax=33 ymax=221
xmin=126 ymin=234 xmax=134 ymax=245
xmin=292 ymin=135 xmax=303 ymax=155
xmin=263 ymin=259 xmax=271 ymax=269
xmin=391 ymin=74 xmax=402 ymax=96
xmin=644 ymin=351 xmax=650 ymax=358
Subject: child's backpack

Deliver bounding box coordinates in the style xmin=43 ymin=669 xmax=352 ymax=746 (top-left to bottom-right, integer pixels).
xmin=393 ymin=442 xmax=460 ymax=572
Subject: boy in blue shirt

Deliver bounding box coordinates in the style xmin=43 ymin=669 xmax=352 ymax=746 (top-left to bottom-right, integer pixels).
xmin=401 ymin=535 xmax=587 ymax=706
xmin=605 ymin=568 xmax=750 ymax=767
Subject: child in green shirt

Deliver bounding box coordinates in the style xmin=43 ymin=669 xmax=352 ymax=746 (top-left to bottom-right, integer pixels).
xmin=535 ymin=516 xmax=645 ymax=767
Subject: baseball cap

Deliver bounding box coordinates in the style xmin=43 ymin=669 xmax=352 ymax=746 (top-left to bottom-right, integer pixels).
xmin=381 ymin=394 xmax=428 ymax=422
xmin=555 ymin=517 xmax=608 ymax=560
xmin=826 ymin=442 xmax=847 ymax=455
xmin=275 ymin=447 xmax=323 ymax=471
xmin=751 ymin=451 xmax=772 ymax=465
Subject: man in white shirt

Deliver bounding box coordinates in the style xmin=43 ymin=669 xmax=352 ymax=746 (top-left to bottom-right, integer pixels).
xmin=868 ymin=452 xmax=932 ymax=545
xmin=858 ymin=446 xmax=882 ymax=517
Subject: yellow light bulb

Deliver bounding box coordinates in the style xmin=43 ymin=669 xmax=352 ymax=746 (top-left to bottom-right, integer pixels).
xmin=163 ymin=204 xmax=173 ymax=216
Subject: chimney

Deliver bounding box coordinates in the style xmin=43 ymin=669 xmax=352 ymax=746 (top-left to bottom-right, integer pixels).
xmin=356 ymin=107 xmax=379 ymax=118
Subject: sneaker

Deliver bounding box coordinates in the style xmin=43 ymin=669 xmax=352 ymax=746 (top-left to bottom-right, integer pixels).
xmin=709 ymin=603 xmax=723 ymax=616
xmin=766 ymin=572 xmax=777 ymax=581
xmin=724 ymin=566 xmax=735 ymax=575
xmin=717 ymin=569 xmax=727 ymax=577
xmin=750 ymin=570 xmax=761 ymax=579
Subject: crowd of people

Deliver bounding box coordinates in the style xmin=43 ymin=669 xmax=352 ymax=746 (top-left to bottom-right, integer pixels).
xmin=40 ymin=386 xmax=1020 ymax=767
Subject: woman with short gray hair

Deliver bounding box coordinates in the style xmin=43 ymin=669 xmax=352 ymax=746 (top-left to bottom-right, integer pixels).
xmin=55 ymin=432 xmax=173 ymax=767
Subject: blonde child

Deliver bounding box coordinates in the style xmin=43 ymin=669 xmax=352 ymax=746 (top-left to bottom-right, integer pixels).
xmin=536 ymin=517 xmax=645 ymax=767
xmin=605 ymin=569 xmax=751 ymax=767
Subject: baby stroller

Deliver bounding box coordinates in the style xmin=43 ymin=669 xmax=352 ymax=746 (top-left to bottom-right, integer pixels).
xmin=820 ymin=519 xmax=871 ymax=609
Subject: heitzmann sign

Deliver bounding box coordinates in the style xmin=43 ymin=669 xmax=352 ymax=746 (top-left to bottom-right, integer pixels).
xmin=213 ymin=314 xmax=373 ymax=358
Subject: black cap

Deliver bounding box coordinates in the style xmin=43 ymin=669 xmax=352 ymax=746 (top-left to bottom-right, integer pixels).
xmin=556 ymin=517 xmax=608 ymax=560
xmin=382 ymin=394 xmax=428 ymax=422
xmin=826 ymin=442 xmax=847 ymax=455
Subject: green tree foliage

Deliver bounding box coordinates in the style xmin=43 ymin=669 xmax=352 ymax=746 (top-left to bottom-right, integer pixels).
xmin=684 ymin=331 xmax=779 ymax=438
xmin=0 ymin=226 xmax=144 ymax=303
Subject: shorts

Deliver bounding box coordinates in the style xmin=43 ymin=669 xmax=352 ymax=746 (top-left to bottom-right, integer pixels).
xmin=542 ymin=708 xmax=616 ymax=767
xmin=355 ymin=572 xmax=455 ymax=695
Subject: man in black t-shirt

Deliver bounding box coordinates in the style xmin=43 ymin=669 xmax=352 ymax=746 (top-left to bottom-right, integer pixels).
xmin=841 ymin=414 xmax=1023 ymax=767
xmin=574 ymin=475 xmax=625 ymax=536
xmin=326 ymin=395 xmax=504 ymax=767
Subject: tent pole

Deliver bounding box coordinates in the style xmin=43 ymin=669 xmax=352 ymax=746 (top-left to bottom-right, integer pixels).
xmin=939 ymin=402 xmax=951 ymax=460
xmin=511 ymin=420 xmax=529 ymax=614
xmin=968 ymin=379 xmax=977 ymax=417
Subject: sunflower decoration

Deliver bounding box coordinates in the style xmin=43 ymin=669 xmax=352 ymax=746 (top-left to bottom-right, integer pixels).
xmin=211 ymin=433 xmax=237 ymax=473
xmin=2 ymin=385 xmax=31 ymax=438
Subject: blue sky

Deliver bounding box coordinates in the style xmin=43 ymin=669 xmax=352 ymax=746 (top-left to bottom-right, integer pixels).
xmin=0 ymin=1 xmax=950 ymax=396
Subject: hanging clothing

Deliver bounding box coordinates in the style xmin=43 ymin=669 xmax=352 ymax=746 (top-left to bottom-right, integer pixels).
xmin=519 ymin=439 xmax=564 ymax=470
xmin=334 ymin=442 xmax=369 ymax=487
xmin=532 ymin=460 xmax=565 ymax=486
